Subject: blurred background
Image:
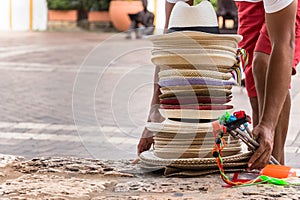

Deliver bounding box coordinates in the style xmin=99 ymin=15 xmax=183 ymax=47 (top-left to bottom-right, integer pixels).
xmin=0 ymin=0 xmax=236 ymax=33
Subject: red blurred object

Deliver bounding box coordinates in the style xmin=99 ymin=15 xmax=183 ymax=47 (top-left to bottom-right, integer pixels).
xmin=233 ymin=110 xmax=245 ymax=119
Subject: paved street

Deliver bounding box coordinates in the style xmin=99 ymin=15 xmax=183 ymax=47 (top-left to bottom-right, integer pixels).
xmin=0 ymin=31 xmax=299 ymax=167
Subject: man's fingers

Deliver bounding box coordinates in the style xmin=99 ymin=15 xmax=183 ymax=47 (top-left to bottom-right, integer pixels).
xmin=250 ymin=150 xmax=270 ymax=169
xmin=248 ymin=146 xmax=264 ymax=168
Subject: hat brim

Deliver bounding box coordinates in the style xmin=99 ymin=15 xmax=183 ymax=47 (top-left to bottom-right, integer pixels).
xmin=159 ymin=88 xmax=232 ymax=98
xmin=159 ymin=108 xmax=233 ymax=119
xmin=149 ymin=31 xmax=242 ymax=43
xmin=154 ymin=148 xmax=242 ymax=159
xmin=154 ymin=142 xmax=241 ymax=149
xmin=146 ymin=120 xmax=212 ymax=133
xmin=139 ymin=150 xmax=252 ymax=168
xmin=152 ymin=49 xmax=236 ymax=58
xmin=159 ymin=65 xmax=232 ymax=72
xmin=152 ymin=54 xmax=236 ymax=66
xmin=160 ymin=85 xmax=232 ymax=92
xmin=158 ymin=77 xmax=236 ymax=87
xmin=158 ymin=69 xmax=232 ymax=80
xmin=153 ymin=44 xmax=237 ymax=54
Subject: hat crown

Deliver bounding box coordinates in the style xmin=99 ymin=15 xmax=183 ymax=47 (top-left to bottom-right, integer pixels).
xmin=168 ymin=0 xmax=218 ymax=28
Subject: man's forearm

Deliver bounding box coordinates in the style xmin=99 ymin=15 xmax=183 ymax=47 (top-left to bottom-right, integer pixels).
xmin=260 ymin=1 xmax=297 ymax=129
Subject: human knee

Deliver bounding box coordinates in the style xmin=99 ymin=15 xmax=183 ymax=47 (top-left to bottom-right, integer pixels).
xmin=252 ymin=52 xmax=269 ymax=78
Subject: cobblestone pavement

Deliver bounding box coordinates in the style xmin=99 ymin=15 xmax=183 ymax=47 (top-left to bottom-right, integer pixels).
xmin=0 ymin=32 xmax=299 ymax=168
xmin=0 ymin=155 xmax=299 ymax=200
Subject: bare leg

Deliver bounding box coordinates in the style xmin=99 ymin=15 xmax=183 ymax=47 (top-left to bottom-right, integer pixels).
xmin=252 ymin=52 xmax=291 ymax=164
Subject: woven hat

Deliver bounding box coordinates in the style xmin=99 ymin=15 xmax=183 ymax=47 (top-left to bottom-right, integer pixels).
xmin=159 ymin=108 xmax=233 ymax=120
xmin=158 ymin=64 xmax=232 ymax=72
xmin=158 ymin=69 xmax=232 ymax=80
xmin=159 ymin=96 xmax=232 ymax=105
xmin=154 ymin=137 xmax=240 ymax=146
xmin=139 ymin=150 xmax=252 ymax=169
xmin=151 ymin=54 xmax=236 ymax=67
xmin=160 ymin=104 xmax=233 ymax=110
xmin=146 ymin=120 xmax=212 ymax=133
xmin=158 ymin=77 xmax=236 ymax=87
xmin=160 ymin=84 xmax=232 ymax=93
xmin=150 ymin=31 xmax=242 ymax=45
xmin=159 ymin=89 xmax=232 ymax=98
xmin=153 ymin=45 xmax=237 ymax=54
xmin=167 ymin=1 xmax=219 ymax=32
xmin=153 ymin=148 xmax=241 ymax=159
xmin=152 ymin=49 xmax=236 ymax=57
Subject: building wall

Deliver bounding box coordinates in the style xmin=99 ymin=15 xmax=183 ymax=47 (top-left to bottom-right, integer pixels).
xmin=0 ymin=0 xmax=47 ymax=31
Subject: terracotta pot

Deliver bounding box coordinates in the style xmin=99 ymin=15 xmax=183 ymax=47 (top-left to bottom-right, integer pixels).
xmin=48 ymin=10 xmax=78 ymax=21
xmin=109 ymin=0 xmax=143 ymax=31
xmin=88 ymin=11 xmax=110 ymax=22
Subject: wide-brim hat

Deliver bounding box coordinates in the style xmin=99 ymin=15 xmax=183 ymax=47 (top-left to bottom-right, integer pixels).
xmin=158 ymin=77 xmax=236 ymax=87
xmin=160 ymin=85 xmax=232 ymax=93
xmin=151 ymin=54 xmax=236 ymax=67
xmin=158 ymin=64 xmax=232 ymax=72
xmin=159 ymin=95 xmax=232 ymax=105
xmin=167 ymin=1 xmax=219 ymax=32
xmin=158 ymin=69 xmax=232 ymax=80
xmin=159 ymin=89 xmax=232 ymax=98
xmin=150 ymin=31 xmax=242 ymax=45
xmin=139 ymin=150 xmax=252 ymax=170
xmin=152 ymin=49 xmax=236 ymax=57
xmin=159 ymin=108 xmax=233 ymax=120
xmin=146 ymin=120 xmax=214 ymax=133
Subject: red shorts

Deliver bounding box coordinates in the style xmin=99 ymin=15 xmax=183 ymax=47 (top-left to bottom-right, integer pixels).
xmin=236 ymin=1 xmax=300 ymax=98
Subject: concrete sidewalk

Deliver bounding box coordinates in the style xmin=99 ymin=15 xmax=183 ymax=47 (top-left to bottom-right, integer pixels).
xmin=0 ymin=31 xmax=299 ymax=168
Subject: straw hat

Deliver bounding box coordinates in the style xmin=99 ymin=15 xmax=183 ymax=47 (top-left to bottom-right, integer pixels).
xmin=151 ymin=54 xmax=236 ymax=67
xmin=150 ymin=31 xmax=242 ymax=45
xmin=160 ymin=96 xmax=232 ymax=105
xmin=154 ymin=148 xmax=241 ymax=159
xmin=158 ymin=64 xmax=232 ymax=72
xmin=152 ymin=49 xmax=236 ymax=57
xmin=159 ymin=89 xmax=232 ymax=98
xmin=139 ymin=150 xmax=252 ymax=169
xmin=154 ymin=139 xmax=240 ymax=146
xmin=160 ymin=104 xmax=233 ymax=110
xmin=159 ymin=108 xmax=233 ymax=120
xmin=158 ymin=69 xmax=232 ymax=80
xmin=153 ymin=45 xmax=237 ymax=54
xmin=151 ymin=39 xmax=239 ymax=49
xmin=146 ymin=120 xmax=212 ymax=133
xmin=153 ymin=131 xmax=237 ymax=140
xmin=167 ymin=1 xmax=219 ymax=32
xmin=158 ymin=77 xmax=236 ymax=87
xmin=160 ymin=84 xmax=232 ymax=92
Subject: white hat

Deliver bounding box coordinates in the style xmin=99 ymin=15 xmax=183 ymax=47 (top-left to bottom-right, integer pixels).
xmin=168 ymin=0 xmax=219 ymax=33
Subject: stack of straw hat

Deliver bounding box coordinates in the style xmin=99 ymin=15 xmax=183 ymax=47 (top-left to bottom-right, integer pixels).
xmin=139 ymin=0 xmax=250 ymax=175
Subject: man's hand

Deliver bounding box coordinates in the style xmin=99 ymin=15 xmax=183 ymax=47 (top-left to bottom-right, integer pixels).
xmin=248 ymin=123 xmax=275 ymax=169
xmin=137 ymin=128 xmax=154 ymax=155
xmin=137 ymin=105 xmax=164 ymax=155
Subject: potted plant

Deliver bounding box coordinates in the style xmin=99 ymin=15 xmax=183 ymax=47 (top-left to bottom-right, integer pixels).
xmin=109 ymin=0 xmax=143 ymax=31
xmin=85 ymin=0 xmax=111 ymax=22
xmin=47 ymin=0 xmax=81 ymax=21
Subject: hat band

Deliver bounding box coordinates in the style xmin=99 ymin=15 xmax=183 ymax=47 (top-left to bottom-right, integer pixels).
xmin=168 ymin=118 xmax=215 ymax=123
xmin=168 ymin=26 xmax=220 ymax=34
